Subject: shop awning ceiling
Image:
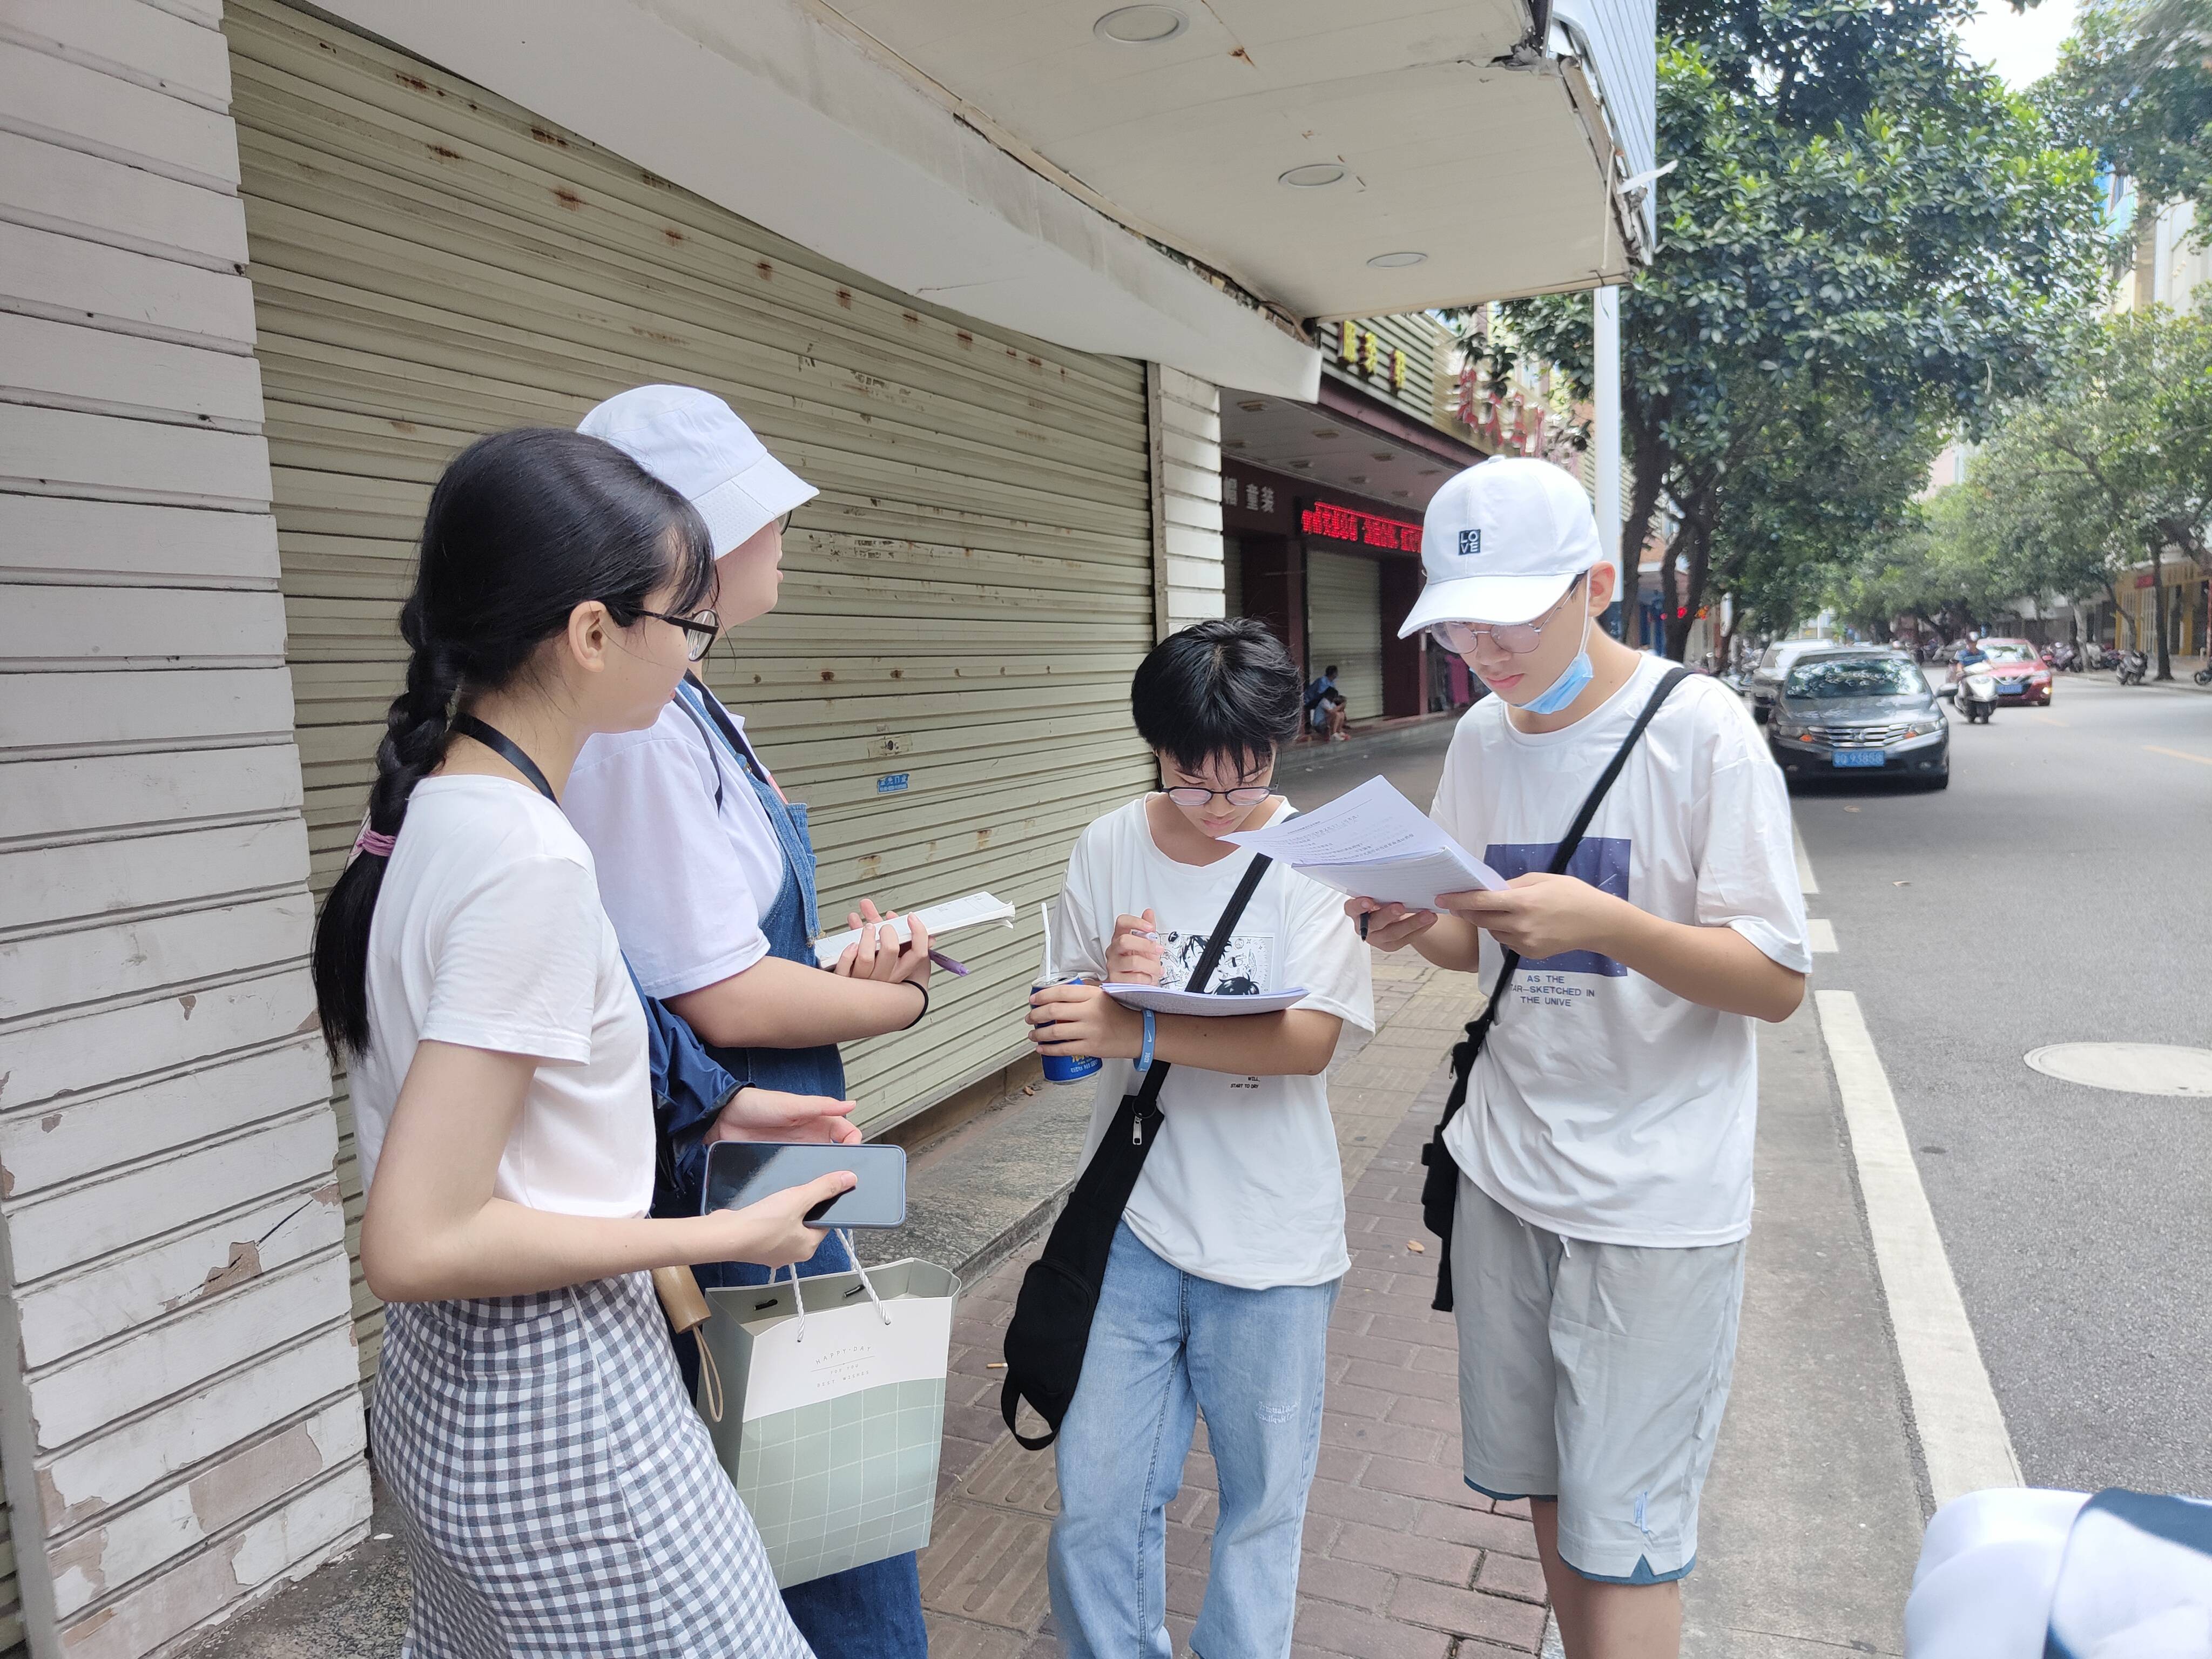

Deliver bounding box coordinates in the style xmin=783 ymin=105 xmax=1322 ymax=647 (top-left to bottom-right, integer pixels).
xmin=310 ymin=0 xmax=1650 ymax=397
xmin=826 ymin=0 xmax=1653 ymax=319
xmin=1223 ymin=392 xmax=1476 ymax=513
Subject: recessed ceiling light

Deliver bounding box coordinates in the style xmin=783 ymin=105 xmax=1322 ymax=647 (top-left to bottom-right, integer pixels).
xmin=1223 ymin=439 xmax=1245 ymax=449
xmin=1238 ymin=399 xmax=1266 ymax=412
xmin=1349 ymin=474 xmax=1370 ymax=484
xmin=1372 ymin=451 xmax=1394 ymax=461
xmin=1279 ymin=163 xmax=1348 ymax=188
xmin=1367 ymin=250 xmax=1428 ymax=268
xmin=1289 ymin=460 xmax=1312 ymax=469
xmin=1421 ymin=467 xmax=1441 ymax=475
xmin=1393 ymin=489 xmax=1411 ymax=497
xmin=1312 ymin=428 xmax=1339 ymax=439
xmin=1094 ymin=5 xmax=1187 ymax=44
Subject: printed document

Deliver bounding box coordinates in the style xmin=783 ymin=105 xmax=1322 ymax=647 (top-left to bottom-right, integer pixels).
xmin=1102 ymin=984 xmax=1310 ymax=1017
xmin=812 ymin=891 xmax=1015 ymax=967
xmin=1222 ymin=776 xmax=1506 ymax=910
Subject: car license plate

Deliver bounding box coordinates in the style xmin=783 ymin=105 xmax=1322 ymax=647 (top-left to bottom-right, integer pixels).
xmin=2001 ymin=683 xmax=2026 ymax=695
xmin=1833 ymin=750 xmax=1886 ymax=768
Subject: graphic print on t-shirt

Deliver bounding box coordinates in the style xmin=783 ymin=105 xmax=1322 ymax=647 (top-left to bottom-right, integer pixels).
xmin=1158 ymin=930 xmax=1273 ymax=996
xmin=1482 ymin=837 xmax=1631 ymax=976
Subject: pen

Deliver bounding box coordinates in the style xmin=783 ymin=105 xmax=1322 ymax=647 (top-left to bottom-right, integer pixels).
xmin=1358 ymin=912 xmax=1369 ymax=942
xmin=929 ymin=949 xmax=970 ymax=976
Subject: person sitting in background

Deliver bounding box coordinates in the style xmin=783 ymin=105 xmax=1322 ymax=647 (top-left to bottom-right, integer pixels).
xmin=1304 ymin=664 xmax=1350 ymax=741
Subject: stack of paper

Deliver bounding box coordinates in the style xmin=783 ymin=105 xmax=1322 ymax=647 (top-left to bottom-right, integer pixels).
xmin=811 ymin=891 xmax=1016 ymax=968
xmin=1101 ymin=984 xmax=1310 ymax=1016
xmin=1222 ymin=776 xmax=1505 ymax=910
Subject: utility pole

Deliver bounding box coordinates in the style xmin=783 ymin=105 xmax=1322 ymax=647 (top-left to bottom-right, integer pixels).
xmin=1593 ymin=285 xmax=1624 ymax=639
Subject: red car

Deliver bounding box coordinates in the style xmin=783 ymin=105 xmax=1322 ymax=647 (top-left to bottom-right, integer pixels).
xmin=1957 ymin=638 xmax=2054 ymax=706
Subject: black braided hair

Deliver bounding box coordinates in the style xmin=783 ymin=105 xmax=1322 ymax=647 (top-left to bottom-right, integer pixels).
xmin=312 ymin=426 xmax=714 ymax=1056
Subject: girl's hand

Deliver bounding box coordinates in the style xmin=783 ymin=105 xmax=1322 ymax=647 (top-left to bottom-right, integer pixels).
xmin=1026 ymin=981 xmax=1141 ymax=1061
xmin=709 ymin=1087 xmax=862 ymax=1147
xmin=1345 ymin=896 xmax=1441 ymax=952
xmin=711 ymin=1170 xmax=853 ymax=1269
xmin=832 ymin=899 xmax=933 ymax=987
xmin=1106 ymin=909 xmax=1164 ymax=984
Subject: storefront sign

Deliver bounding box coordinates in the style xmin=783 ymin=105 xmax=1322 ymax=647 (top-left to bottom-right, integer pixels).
xmin=1338 ymin=322 xmax=1410 ymax=393
xmin=1301 ymin=500 xmax=1423 ymax=554
xmin=1222 ymin=475 xmax=1279 ymax=514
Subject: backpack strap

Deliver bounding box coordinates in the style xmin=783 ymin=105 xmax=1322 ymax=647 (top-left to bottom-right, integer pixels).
xmin=1420 ymin=665 xmax=1695 ymax=1311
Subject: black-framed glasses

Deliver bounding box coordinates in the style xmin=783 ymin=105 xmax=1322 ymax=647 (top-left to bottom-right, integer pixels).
xmin=1428 ymin=575 xmax=1585 ymax=656
xmin=1163 ymin=785 xmax=1274 ymax=808
xmin=637 ymin=607 xmax=721 ymax=662
xmin=777 ymin=511 xmax=795 ymax=535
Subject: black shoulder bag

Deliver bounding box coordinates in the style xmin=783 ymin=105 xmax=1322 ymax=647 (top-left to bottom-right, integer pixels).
xmin=1419 ymin=666 xmax=1693 ymax=1312
xmin=1000 ymin=853 xmax=1275 ymax=1449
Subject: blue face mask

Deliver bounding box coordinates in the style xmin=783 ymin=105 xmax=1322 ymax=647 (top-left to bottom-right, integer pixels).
xmin=1520 ymin=612 xmax=1594 ymax=714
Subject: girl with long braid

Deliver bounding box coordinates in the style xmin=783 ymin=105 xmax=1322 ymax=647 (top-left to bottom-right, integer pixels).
xmin=313 ymin=427 xmax=840 ymax=1657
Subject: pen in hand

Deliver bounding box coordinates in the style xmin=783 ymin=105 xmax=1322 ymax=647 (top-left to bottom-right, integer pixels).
xmin=1358 ymin=909 xmax=1369 ymax=942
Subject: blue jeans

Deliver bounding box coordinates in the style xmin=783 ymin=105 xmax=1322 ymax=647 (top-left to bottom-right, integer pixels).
xmin=1048 ymin=1222 xmax=1339 ymax=1659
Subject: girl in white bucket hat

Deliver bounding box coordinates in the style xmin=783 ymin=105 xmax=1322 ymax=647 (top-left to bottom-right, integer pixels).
xmin=563 ymin=386 xmax=932 ymax=1658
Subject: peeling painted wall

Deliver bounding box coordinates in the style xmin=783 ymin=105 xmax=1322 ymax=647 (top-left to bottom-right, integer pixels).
xmin=0 ymin=1 xmax=372 ymax=1652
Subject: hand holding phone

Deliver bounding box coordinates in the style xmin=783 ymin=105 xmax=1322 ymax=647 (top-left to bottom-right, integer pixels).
xmin=703 ymin=1141 xmax=908 ymax=1231
xmin=709 ymin=1170 xmax=853 ymax=1270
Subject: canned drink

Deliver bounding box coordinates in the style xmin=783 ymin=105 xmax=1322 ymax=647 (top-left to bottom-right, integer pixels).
xmin=1031 ymin=976 xmax=1104 ymax=1084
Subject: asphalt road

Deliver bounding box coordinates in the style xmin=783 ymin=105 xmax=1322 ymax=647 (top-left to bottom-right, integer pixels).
xmin=1796 ymin=671 xmax=2212 ymax=1499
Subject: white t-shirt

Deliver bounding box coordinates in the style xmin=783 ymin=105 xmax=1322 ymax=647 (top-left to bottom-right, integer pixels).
xmin=1432 ymin=654 xmax=1810 ymax=1248
xmin=350 ymin=776 xmax=656 ymax=1219
xmin=1055 ymin=797 xmax=1376 ymax=1290
xmin=565 ymin=685 xmax=786 ymax=999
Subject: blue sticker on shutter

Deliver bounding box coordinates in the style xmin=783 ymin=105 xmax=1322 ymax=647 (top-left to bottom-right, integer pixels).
xmin=876 ymin=773 xmax=909 ymax=794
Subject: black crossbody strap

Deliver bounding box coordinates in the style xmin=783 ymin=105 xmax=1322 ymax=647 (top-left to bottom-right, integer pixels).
xmin=1473 ymin=665 xmax=1693 ymax=1020
xmin=1128 ymin=851 xmax=1274 ymax=1123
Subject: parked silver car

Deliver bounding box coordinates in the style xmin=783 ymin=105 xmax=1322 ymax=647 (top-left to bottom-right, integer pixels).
xmin=1746 ymin=640 xmax=1828 ymax=723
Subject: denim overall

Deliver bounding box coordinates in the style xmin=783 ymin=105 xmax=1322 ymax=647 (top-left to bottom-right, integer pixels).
xmin=670 ymin=677 xmax=927 ymax=1659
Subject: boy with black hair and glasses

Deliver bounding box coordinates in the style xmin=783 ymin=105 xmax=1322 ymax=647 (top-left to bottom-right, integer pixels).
xmin=1025 ymin=617 xmax=1374 ymax=1659
xmin=1353 ymin=458 xmax=1809 ymax=1659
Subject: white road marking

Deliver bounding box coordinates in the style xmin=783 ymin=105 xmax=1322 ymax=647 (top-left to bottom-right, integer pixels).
xmin=1793 ymin=823 xmax=1819 ymax=895
xmin=1815 ymin=990 xmax=2021 ymax=1505
xmin=1808 ymin=918 xmax=1838 ymax=953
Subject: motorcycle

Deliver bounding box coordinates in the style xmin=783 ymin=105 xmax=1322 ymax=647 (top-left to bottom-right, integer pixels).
xmin=2042 ymin=641 xmax=2078 ymax=673
xmin=2086 ymin=643 xmax=2124 ymax=671
xmin=1952 ymin=660 xmax=2000 ymax=723
xmin=2116 ymin=649 xmax=2149 ymax=686
xmin=2195 ymin=663 xmax=2212 ymax=686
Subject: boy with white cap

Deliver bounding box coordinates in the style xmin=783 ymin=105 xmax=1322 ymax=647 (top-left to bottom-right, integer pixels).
xmin=1351 ymin=457 xmax=1810 ymax=1659
xmin=562 ymin=385 xmax=932 ymax=1657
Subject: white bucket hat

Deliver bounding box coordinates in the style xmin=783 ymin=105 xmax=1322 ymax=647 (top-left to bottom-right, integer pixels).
xmin=1397 ymin=456 xmax=1603 ymax=636
xmin=578 ymin=384 xmax=817 ymax=555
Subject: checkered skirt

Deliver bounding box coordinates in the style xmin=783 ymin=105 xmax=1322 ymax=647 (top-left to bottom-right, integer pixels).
xmin=373 ymin=1270 xmax=813 ymax=1657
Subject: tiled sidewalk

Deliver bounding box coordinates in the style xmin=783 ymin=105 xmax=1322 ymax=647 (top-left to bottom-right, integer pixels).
xmin=919 ymin=963 xmax=1550 ymax=1657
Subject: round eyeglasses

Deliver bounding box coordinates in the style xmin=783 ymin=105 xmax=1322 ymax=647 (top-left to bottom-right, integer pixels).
xmin=637 ymin=606 xmax=721 ymax=662
xmin=1163 ymin=785 xmax=1273 ymax=808
xmin=1427 ymin=576 xmax=1584 ymax=656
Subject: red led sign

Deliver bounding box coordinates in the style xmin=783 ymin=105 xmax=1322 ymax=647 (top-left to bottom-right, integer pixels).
xmin=1300 ymin=501 xmax=1423 ymax=552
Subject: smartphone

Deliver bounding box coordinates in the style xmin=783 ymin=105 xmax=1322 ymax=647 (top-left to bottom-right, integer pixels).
xmin=700 ymin=1141 xmax=907 ymax=1229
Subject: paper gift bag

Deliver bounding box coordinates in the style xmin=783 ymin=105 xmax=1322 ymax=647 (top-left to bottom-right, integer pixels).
xmin=697 ymin=1257 xmax=958 ymax=1588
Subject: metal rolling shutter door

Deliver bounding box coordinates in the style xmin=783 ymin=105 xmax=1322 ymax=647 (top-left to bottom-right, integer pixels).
xmin=1306 ymin=550 xmax=1384 ymax=720
xmin=0 ymin=1484 xmax=21 ymax=1658
xmin=226 ymin=0 xmax=1155 ymax=1394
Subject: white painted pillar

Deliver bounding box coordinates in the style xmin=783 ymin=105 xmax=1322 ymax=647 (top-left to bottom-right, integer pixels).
xmin=1147 ymin=365 xmax=1226 ymax=639
xmin=1592 ymin=286 xmax=1624 ymax=637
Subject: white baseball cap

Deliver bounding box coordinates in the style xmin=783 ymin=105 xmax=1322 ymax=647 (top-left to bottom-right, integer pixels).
xmin=578 ymin=384 xmax=817 ymax=556
xmin=1397 ymin=457 xmax=1603 ymax=637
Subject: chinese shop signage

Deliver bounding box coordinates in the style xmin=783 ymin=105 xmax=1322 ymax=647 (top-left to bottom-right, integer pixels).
xmin=1301 ymin=501 xmax=1423 ymax=553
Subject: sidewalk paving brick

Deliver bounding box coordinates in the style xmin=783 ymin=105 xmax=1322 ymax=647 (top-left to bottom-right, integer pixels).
xmin=918 ymin=1052 xmax=1549 ymax=1656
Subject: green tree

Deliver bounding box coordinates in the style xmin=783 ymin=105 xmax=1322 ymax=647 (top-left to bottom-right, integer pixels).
xmin=1487 ymin=2 xmax=2106 ymax=659
xmin=1948 ymin=305 xmax=2212 ymax=676
xmin=2045 ymin=0 xmax=2212 ymax=235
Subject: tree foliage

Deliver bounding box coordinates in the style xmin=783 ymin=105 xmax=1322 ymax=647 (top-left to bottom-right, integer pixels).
xmin=1483 ymin=0 xmax=2107 ymax=659
xmin=2044 ymin=0 xmax=2212 ymax=235
xmin=1913 ymin=304 xmax=2212 ymax=676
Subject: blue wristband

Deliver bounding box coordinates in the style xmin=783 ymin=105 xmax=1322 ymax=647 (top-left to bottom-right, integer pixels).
xmin=1135 ymin=1007 xmax=1157 ymax=1073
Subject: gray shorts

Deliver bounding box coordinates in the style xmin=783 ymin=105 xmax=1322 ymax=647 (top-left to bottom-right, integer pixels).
xmin=1450 ymin=1176 xmax=1744 ymax=1584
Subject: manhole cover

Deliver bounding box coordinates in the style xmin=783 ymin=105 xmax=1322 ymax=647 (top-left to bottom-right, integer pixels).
xmin=2024 ymin=1043 xmax=2212 ymax=1097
